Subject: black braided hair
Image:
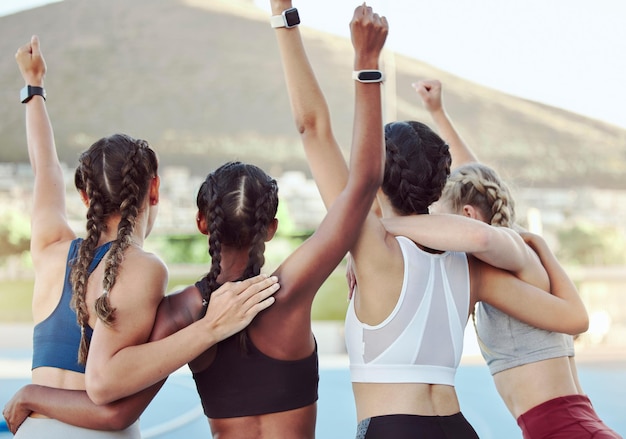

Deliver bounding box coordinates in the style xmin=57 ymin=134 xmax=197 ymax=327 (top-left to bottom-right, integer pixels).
xmin=382 ymin=121 xmax=451 ymax=215
xmin=196 ymin=161 xmax=279 ymax=305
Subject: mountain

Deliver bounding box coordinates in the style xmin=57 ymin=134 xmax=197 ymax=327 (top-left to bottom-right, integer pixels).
xmin=1 ymin=0 xmax=625 ymax=188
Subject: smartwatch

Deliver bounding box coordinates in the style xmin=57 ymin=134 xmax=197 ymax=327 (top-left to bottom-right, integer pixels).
xmin=20 ymin=85 xmax=46 ymax=103
xmin=270 ymin=7 xmax=300 ymax=29
xmin=352 ymin=70 xmax=385 ymax=83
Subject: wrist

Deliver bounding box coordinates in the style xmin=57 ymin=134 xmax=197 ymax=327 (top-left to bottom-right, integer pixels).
xmin=202 ymin=318 xmax=226 ymax=346
xmin=270 ymin=1 xmax=294 ymax=16
xmin=24 ymin=80 xmax=44 ymax=87
xmin=353 ymin=56 xmax=380 ymax=71
xmin=19 ymin=384 xmax=37 ymax=411
xmin=429 ymin=107 xmax=448 ymax=121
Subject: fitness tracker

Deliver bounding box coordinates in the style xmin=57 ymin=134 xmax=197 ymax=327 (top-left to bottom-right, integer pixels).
xmin=352 ymin=70 xmax=385 ymax=83
xmin=20 ymin=85 xmax=46 ymax=103
xmin=270 ymin=7 xmax=300 ymax=28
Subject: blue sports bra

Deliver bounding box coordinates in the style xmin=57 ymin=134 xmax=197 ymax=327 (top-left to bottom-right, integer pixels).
xmin=32 ymin=238 xmax=112 ymax=373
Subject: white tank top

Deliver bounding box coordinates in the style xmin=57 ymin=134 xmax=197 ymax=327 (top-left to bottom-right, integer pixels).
xmin=345 ymin=236 xmax=470 ymax=386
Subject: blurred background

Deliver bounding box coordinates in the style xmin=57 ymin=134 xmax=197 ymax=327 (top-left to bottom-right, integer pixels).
xmin=1 ymin=1 xmax=625 ymax=437
xmin=1 ymin=0 xmax=625 ymax=352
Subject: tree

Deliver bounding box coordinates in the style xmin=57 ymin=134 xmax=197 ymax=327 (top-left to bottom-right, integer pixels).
xmin=557 ymin=222 xmax=626 ymax=266
xmin=0 ymin=209 xmax=31 ymax=261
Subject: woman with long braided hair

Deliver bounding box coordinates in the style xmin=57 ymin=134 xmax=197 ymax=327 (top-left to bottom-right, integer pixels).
xmin=380 ymin=79 xmax=621 ymax=439
xmin=21 ymin=4 xmax=388 ymax=439
xmin=3 ymin=36 xmax=279 ymax=438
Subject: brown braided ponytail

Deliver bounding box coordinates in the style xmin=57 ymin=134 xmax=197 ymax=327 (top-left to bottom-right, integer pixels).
xmin=440 ymin=163 xmax=516 ymax=228
xmin=71 ymin=134 xmax=158 ymax=364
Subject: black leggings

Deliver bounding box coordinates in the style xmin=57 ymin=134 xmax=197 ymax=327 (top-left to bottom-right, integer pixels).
xmin=356 ymin=413 xmax=480 ymax=439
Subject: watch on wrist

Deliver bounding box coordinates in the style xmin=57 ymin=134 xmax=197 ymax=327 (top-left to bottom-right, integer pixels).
xmin=270 ymin=7 xmax=300 ymax=28
xmin=352 ymin=70 xmax=385 ymax=83
xmin=20 ymin=85 xmax=46 ymax=103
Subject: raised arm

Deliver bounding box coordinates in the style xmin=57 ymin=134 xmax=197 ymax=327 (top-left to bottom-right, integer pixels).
xmin=413 ymin=79 xmax=477 ymax=169
xmin=474 ymin=234 xmax=589 ymax=335
xmin=262 ymin=2 xmax=386 ymax=336
xmin=271 ymin=1 xmax=348 ymax=207
xmin=15 ymin=35 xmax=74 ymax=260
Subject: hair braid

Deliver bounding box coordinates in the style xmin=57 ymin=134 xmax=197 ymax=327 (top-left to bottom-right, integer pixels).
xmin=242 ymin=177 xmax=278 ymax=280
xmin=442 ymin=163 xmax=515 ymax=228
xmin=96 ymin=144 xmax=145 ymax=324
xmin=71 ymin=134 xmax=158 ymax=364
xmin=71 ymin=153 xmax=108 ymax=364
xmin=382 ymin=121 xmax=450 ymax=215
xmin=196 ymin=162 xmax=279 ymax=302
xmin=204 ymin=174 xmax=225 ymax=303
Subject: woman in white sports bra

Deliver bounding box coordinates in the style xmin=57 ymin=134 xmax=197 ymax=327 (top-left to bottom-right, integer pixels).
xmin=276 ymin=9 xmax=589 ymax=437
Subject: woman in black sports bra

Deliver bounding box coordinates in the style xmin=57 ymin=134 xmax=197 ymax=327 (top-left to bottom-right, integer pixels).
xmin=87 ymin=4 xmax=387 ymax=438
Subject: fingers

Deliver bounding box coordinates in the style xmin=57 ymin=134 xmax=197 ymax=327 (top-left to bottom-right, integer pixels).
xmin=246 ymin=295 xmax=276 ymax=317
xmin=228 ymin=273 xmax=271 ymax=292
xmin=215 ymin=275 xmax=279 ymax=312
xmin=15 ymin=41 xmax=32 ymax=61
xmin=30 ymin=35 xmax=41 ymax=58
xmin=240 ymin=276 xmax=280 ymax=306
xmin=411 ymin=79 xmax=443 ymax=112
xmin=412 ymin=79 xmax=441 ymax=96
xmin=15 ymin=35 xmax=46 ymax=84
xmin=222 ymin=274 xmax=279 ymax=298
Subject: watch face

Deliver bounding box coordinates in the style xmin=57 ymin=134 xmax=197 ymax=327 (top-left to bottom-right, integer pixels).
xmin=358 ymin=71 xmax=383 ymax=82
xmin=284 ymin=8 xmax=300 ymax=27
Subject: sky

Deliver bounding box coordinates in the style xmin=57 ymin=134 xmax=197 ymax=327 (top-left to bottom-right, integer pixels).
xmin=3 ymin=0 xmax=626 ymax=129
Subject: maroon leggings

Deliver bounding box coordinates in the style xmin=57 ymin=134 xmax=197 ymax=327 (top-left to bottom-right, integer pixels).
xmin=517 ymin=394 xmax=622 ymax=439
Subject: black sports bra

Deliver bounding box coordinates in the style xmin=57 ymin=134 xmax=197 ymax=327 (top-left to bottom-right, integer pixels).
xmin=192 ymin=277 xmax=319 ymax=418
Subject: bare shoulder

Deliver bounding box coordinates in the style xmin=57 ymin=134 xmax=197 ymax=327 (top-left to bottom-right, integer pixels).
xmin=111 ymin=247 xmax=169 ymax=307
xmin=124 ymin=248 xmax=168 ymax=278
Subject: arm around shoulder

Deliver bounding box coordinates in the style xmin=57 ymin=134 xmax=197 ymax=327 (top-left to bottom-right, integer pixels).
xmin=474 ymin=252 xmax=588 ymax=335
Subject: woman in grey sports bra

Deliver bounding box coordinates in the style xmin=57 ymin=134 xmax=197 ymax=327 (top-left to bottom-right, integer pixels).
xmin=383 ymin=79 xmax=620 ymax=439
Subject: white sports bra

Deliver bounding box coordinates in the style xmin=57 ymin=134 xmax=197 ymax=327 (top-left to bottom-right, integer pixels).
xmin=345 ymin=236 xmax=470 ymax=386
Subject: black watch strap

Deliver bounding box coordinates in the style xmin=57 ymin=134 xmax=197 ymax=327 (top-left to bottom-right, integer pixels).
xmin=20 ymin=85 xmax=46 ymax=103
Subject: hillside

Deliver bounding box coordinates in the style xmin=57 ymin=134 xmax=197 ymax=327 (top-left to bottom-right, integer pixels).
xmin=1 ymin=0 xmax=625 ymax=188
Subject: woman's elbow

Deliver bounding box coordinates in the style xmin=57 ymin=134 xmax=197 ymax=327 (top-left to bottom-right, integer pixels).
xmin=294 ymin=112 xmax=319 ymax=136
xmin=99 ymin=405 xmax=139 ymax=431
xmin=573 ymin=312 xmax=590 ymax=335
xmin=562 ymin=309 xmax=589 ymax=336
xmin=86 ymin=374 xmax=116 ymax=406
